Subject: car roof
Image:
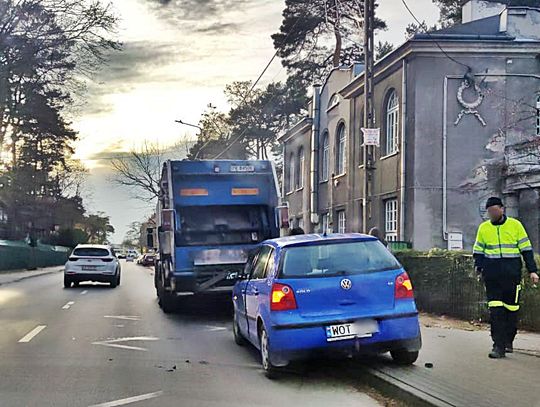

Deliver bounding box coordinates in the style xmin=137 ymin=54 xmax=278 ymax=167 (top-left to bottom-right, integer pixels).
xmin=265 ymin=233 xmax=377 ymax=249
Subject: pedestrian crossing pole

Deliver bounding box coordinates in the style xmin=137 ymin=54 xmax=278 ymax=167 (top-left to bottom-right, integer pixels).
xmin=363 ymin=0 xmax=375 ymax=234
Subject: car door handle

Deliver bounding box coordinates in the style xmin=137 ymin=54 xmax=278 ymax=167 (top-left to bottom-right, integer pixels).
xmin=252 ymin=288 xmax=259 ymax=296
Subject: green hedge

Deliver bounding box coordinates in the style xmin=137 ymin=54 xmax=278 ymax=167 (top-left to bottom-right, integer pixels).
xmin=0 ymin=240 xmax=71 ymax=271
xmin=395 ymin=250 xmax=540 ymax=332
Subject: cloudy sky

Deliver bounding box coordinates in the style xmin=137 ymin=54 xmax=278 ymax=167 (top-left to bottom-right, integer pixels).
xmin=74 ymin=0 xmax=440 ymax=242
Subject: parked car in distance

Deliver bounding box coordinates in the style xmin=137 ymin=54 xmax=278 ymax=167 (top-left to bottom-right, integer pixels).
xmin=232 ymin=233 xmax=421 ymax=378
xmin=139 ymin=253 xmax=156 ymax=267
xmin=64 ymin=244 xmax=121 ymax=288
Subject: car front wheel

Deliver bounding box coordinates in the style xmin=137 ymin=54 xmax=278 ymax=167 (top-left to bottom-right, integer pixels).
xmin=390 ymin=349 xmax=419 ymax=365
xmin=233 ymin=312 xmax=247 ymax=346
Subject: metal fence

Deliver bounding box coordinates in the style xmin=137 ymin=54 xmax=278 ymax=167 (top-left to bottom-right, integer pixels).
xmin=0 ymin=240 xmax=71 ymax=271
xmin=395 ymin=253 xmax=540 ymax=331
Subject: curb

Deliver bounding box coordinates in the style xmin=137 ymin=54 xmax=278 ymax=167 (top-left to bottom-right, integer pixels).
xmin=358 ymin=367 xmax=455 ymax=407
xmin=0 ymin=268 xmax=63 ymax=287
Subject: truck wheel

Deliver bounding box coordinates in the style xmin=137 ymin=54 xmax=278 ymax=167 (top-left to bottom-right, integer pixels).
xmin=390 ymin=350 xmax=419 ymax=365
xmin=157 ymin=276 xmax=176 ymax=314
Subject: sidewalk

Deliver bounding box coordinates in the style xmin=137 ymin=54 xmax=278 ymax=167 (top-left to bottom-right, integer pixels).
xmin=0 ymin=266 xmax=63 ymax=286
xmin=366 ymin=316 xmax=540 ymax=407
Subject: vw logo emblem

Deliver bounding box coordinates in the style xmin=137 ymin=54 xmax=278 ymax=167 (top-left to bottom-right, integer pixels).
xmin=340 ymin=278 xmax=352 ymax=290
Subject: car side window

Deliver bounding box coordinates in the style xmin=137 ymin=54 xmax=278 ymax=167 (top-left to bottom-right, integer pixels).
xmin=244 ymin=249 xmax=259 ymax=277
xmin=264 ymin=249 xmax=276 ymax=278
xmin=251 ymin=246 xmax=272 ymax=280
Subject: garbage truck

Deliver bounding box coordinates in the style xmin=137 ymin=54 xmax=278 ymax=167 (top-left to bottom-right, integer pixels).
xmin=154 ymin=160 xmax=285 ymax=313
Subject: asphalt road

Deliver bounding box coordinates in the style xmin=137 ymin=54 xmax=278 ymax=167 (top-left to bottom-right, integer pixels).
xmin=0 ymin=261 xmax=382 ymax=407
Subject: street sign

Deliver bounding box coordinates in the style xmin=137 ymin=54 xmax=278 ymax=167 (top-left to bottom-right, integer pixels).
xmin=361 ymin=128 xmax=380 ymax=146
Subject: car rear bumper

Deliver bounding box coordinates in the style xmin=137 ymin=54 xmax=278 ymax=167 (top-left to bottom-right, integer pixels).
xmin=268 ymin=315 xmax=421 ymax=364
xmin=64 ymin=272 xmax=116 ymax=283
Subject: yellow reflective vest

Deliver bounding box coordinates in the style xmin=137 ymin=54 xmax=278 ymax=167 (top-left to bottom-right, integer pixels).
xmin=473 ymin=217 xmax=532 ymax=259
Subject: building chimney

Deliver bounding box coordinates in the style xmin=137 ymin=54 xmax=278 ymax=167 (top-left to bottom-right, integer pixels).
xmin=462 ymin=0 xmax=506 ymax=24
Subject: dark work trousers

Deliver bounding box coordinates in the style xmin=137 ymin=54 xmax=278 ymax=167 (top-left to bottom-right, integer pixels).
xmin=484 ymin=276 xmax=522 ymax=350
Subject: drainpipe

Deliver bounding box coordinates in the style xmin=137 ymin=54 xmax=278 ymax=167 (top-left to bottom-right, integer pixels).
xmin=310 ymin=85 xmax=321 ymax=228
xmin=400 ymin=59 xmax=407 ymax=242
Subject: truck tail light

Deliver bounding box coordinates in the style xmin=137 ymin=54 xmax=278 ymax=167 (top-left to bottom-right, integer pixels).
xmin=395 ymin=272 xmax=414 ymax=299
xmin=270 ymin=283 xmax=297 ymax=311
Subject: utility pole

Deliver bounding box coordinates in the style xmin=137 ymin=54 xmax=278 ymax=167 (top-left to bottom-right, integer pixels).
xmin=362 ymin=0 xmax=375 ymax=234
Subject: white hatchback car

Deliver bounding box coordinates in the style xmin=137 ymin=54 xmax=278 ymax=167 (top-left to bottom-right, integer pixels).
xmin=64 ymin=245 xmax=121 ymax=288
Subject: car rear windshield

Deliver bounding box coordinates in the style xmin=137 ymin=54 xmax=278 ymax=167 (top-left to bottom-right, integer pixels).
xmin=279 ymin=240 xmax=401 ymax=278
xmin=73 ymin=248 xmax=110 ymax=257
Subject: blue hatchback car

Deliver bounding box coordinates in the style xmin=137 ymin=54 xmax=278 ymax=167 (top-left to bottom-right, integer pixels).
xmin=232 ymin=233 xmax=421 ymax=377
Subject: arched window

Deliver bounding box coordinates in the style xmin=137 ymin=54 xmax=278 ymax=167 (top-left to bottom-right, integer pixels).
xmin=297 ymin=147 xmax=305 ymax=189
xmin=321 ymin=133 xmax=329 ymax=182
xmin=288 ymin=153 xmax=295 ymax=193
xmin=328 ymin=94 xmax=340 ymax=110
xmin=536 ymin=94 xmax=540 ymax=137
xmin=336 ymin=123 xmax=347 ymax=175
xmin=384 ymin=90 xmax=399 ymax=155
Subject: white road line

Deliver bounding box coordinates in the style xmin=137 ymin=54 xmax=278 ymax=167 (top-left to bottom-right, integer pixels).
xmin=18 ymin=325 xmax=46 ymax=343
xmin=104 ymin=315 xmax=141 ymax=321
xmin=88 ymin=391 xmax=163 ymax=407
xmin=81 ymin=290 xmax=88 ymax=295
xmin=92 ymin=336 xmax=159 ymax=352
xmin=62 ymin=301 xmax=75 ymax=310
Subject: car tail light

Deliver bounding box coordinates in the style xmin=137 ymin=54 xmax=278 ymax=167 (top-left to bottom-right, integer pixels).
xmin=68 ymin=257 xmax=78 ymax=262
xmin=395 ymin=272 xmax=414 ymax=299
xmin=102 ymin=258 xmax=114 ymax=262
xmin=270 ymin=283 xmax=297 ymax=311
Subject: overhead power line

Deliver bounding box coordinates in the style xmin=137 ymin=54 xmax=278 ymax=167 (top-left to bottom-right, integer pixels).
xmin=400 ymin=0 xmax=472 ymax=71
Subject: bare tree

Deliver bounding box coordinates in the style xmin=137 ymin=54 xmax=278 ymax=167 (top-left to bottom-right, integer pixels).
xmin=110 ymin=142 xmax=164 ymax=202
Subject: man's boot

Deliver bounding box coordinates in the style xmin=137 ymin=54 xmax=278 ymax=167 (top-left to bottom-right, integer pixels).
xmin=489 ymin=346 xmax=506 ymax=359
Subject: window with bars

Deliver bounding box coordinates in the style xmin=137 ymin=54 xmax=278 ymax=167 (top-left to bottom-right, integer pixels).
xmin=321 ymin=213 xmax=329 ymax=233
xmin=321 ymin=133 xmax=329 ymax=181
xmin=337 ymin=210 xmax=346 ymax=234
xmin=384 ymin=91 xmax=399 ymax=156
xmin=336 ymin=124 xmax=347 ymax=175
xmin=384 ymin=199 xmax=398 ymax=242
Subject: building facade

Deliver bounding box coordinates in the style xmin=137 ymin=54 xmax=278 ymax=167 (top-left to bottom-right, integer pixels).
xmin=280 ymin=1 xmax=540 ymax=250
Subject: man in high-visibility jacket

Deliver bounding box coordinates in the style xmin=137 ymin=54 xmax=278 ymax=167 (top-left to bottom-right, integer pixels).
xmin=473 ymin=197 xmax=539 ymax=359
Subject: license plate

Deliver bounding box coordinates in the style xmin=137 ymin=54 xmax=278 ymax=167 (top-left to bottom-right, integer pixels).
xmin=82 ymin=266 xmax=97 ymax=271
xmin=325 ymin=320 xmax=379 ymax=342
xmin=230 ymin=165 xmax=254 ymax=173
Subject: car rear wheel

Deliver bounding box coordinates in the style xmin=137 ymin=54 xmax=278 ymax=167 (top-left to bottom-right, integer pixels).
xmin=233 ymin=312 xmax=247 ymax=346
xmin=64 ymin=277 xmax=72 ymax=288
xmin=116 ymin=273 xmax=121 ymax=286
xmin=390 ymin=350 xmax=419 ymax=365
xmin=260 ymin=327 xmax=279 ymax=379
xmin=73 ymin=281 xmax=79 ymax=288
xmin=110 ymin=275 xmax=118 ymax=288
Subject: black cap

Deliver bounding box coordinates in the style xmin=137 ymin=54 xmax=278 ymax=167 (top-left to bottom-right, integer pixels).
xmin=485 ymin=197 xmax=503 ymax=209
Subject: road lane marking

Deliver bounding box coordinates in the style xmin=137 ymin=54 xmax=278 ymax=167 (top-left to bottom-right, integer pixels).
xmin=62 ymin=301 xmax=75 ymax=310
xmin=104 ymin=315 xmax=141 ymax=321
xmin=205 ymin=325 xmax=227 ymax=332
xmin=88 ymin=391 xmax=163 ymax=407
xmin=92 ymin=336 xmax=159 ymax=352
xmin=18 ymin=325 xmax=46 ymax=343
xmin=81 ymin=290 xmax=88 ymax=295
